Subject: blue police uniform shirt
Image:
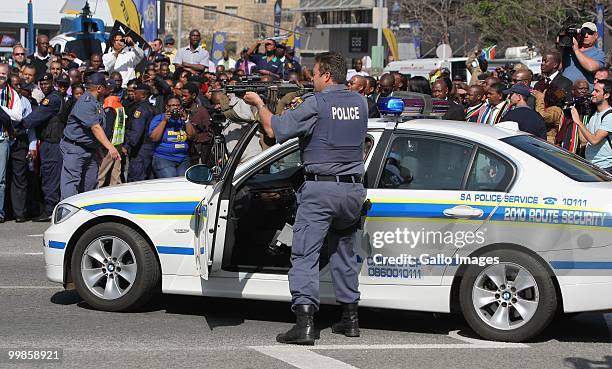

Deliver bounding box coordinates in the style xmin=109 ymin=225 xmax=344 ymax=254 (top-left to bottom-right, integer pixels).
xmin=64 ymin=90 xmax=105 ymax=147
xmin=250 ymin=53 xmax=282 ymax=76
xmin=22 ymin=91 xmax=62 ymax=130
xmin=148 ymin=114 xmax=189 ymax=162
xmin=562 ymin=47 xmax=605 ymax=89
xmin=271 ymin=84 xmax=366 ymax=176
xmin=124 ymin=101 xmax=154 ymax=153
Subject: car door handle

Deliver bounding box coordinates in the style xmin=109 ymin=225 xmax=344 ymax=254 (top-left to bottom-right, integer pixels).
xmin=443 ymin=205 xmax=484 ymax=219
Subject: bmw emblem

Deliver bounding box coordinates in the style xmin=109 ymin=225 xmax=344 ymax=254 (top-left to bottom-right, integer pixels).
xmin=107 ymin=264 xmax=115 ymax=272
xmin=502 ymin=292 xmax=511 ymax=300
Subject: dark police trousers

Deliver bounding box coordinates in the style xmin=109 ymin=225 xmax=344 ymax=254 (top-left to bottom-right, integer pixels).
xmin=289 ymin=180 xmax=366 ymax=309
xmin=9 ymin=135 xmax=29 ymax=218
xmin=60 ymin=139 xmax=99 ymax=200
xmin=39 ymin=140 xmax=62 ymax=215
xmin=127 ymin=143 xmax=154 ymax=182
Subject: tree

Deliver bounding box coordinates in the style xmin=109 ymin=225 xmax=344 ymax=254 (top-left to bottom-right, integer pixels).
xmin=400 ymin=0 xmax=470 ymax=50
xmin=466 ymin=0 xmax=612 ymax=51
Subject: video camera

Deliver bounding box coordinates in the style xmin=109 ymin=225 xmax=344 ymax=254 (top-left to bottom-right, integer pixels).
xmin=558 ymin=25 xmax=584 ymax=49
xmin=563 ymin=94 xmax=592 ymax=116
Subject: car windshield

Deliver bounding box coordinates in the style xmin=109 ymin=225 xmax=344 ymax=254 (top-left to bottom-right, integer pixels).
xmin=502 ymin=135 xmax=612 ymax=182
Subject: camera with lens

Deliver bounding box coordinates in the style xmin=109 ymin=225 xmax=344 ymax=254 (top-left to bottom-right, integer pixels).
xmin=170 ymin=108 xmax=182 ymax=120
xmin=558 ymin=25 xmax=583 ymax=49
xmin=564 ymin=95 xmax=592 ymax=116
xmin=209 ymin=107 xmax=226 ymax=136
xmin=497 ymin=63 xmax=515 ymax=88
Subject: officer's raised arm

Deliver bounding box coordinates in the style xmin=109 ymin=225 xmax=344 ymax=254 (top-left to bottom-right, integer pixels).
xmin=243 ymin=91 xmax=318 ymax=143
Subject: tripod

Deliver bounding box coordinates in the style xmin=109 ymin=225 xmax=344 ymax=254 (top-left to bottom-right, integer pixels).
xmin=209 ymin=133 xmax=229 ymax=176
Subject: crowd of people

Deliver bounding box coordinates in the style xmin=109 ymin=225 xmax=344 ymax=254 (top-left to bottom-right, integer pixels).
xmin=1 ymin=21 xmax=611 ymax=223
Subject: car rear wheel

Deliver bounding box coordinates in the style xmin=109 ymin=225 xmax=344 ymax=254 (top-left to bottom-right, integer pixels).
xmin=71 ymin=223 xmax=160 ymax=312
xmin=459 ymin=249 xmax=557 ymax=342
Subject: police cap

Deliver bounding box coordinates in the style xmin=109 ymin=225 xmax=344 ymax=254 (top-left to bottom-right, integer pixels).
xmin=89 ymin=72 xmax=108 ymax=87
xmin=56 ymin=74 xmax=70 ymax=85
xmin=134 ymin=82 xmax=151 ymax=93
xmin=39 ymin=73 xmax=54 ymax=82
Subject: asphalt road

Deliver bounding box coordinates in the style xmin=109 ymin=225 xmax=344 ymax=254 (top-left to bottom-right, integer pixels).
xmin=1 ymin=221 xmax=611 ymax=369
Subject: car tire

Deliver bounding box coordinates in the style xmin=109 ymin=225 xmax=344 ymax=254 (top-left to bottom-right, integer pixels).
xmin=71 ymin=223 xmax=160 ymax=312
xmin=459 ymin=249 xmax=557 ymax=342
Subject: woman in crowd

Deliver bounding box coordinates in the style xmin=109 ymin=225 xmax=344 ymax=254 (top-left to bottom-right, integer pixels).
xmin=148 ymin=97 xmax=194 ymax=178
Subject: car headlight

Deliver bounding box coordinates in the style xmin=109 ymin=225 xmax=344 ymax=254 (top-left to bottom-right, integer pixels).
xmin=54 ymin=204 xmax=80 ymax=224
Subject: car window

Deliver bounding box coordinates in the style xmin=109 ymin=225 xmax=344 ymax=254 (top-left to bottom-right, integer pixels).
xmin=378 ymin=135 xmax=473 ymax=190
xmin=502 ymin=135 xmax=612 ymax=182
xmin=258 ymin=149 xmax=302 ymax=175
xmin=466 ymin=148 xmax=514 ymax=191
xmin=364 ymin=135 xmax=374 ymax=160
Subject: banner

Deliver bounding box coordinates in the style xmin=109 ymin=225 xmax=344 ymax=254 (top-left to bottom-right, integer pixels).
xmin=136 ymin=0 xmax=158 ymax=42
xmin=294 ymin=26 xmax=301 ymax=62
xmin=107 ymin=20 xmax=150 ymax=53
xmin=273 ymin=0 xmax=282 ymax=37
xmin=383 ymin=28 xmax=398 ymax=61
xmin=107 ymin=0 xmax=141 ymax=35
xmin=210 ymin=32 xmax=227 ymax=64
xmin=596 ymin=3 xmax=604 ymax=50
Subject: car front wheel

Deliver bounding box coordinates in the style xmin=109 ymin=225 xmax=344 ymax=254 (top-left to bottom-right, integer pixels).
xmin=71 ymin=223 xmax=160 ymax=312
xmin=459 ymin=249 xmax=557 ymax=342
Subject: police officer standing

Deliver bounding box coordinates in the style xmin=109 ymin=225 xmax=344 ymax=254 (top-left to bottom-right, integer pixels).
xmin=60 ymin=73 xmax=119 ymax=200
xmin=123 ymin=82 xmax=155 ymax=182
xmin=243 ymin=51 xmax=368 ymax=345
xmin=22 ymin=73 xmax=64 ymax=221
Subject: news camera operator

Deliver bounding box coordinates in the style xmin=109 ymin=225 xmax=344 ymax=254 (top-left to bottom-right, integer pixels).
xmin=148 ymin=97 xmax=194 ymax=178
xmin=560 ymin=22 xmax=606 ymax=90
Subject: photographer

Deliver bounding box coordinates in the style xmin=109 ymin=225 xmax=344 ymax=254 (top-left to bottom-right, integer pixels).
xmin=570 ymin=79 xmax=612 ymax=172
xmin=148 ymin=97 xmax=194 ymax=178
xmin=103 ymin=34 xmax=144 ymax=88
xmin=561 ymin=22 xmax=606 ymax=89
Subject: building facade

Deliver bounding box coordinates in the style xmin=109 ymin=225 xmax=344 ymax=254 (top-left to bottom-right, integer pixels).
xmin=164 ymin=0 xmax=300 ymax=57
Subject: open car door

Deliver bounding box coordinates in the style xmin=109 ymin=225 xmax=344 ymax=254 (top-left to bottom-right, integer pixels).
xmin=197 ymin=124 xmax=260 ymax=280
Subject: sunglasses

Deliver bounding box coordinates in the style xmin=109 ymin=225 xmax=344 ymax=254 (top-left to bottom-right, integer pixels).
xmin=14 ymin=53 xmax=25 ymax=56
xmin=583 ymin=29 xmax=595 ymax=35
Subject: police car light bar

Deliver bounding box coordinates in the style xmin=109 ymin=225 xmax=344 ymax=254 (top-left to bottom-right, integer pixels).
xmin=379 ymin=92 xmax=450 ymax=118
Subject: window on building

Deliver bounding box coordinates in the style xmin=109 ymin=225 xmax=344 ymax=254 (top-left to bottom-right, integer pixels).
xmin=204 ymin=6 xmax=217 ymax=20
xmin=254 ymin=24 xmax=266 ymax=39
xmin=254 ymin=0 xmax=267 ymax=3
xmin=281 ymin=10 xmax=293 ymax=23
xmin=225 ymin=6 xmax=238 ymax=15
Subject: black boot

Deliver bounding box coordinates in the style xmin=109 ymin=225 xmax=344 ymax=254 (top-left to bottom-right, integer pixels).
xmin=331 ymin=303 xmax=360 ymax=337
xmin=276 ymin=304 xmax=316 ymax=345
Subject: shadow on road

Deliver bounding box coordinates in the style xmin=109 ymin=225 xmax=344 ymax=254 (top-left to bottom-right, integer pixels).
xmin=49 ymin=290 xmax=612 ymax=344
xmin=564 ymin=356 xmax=612 ymax=369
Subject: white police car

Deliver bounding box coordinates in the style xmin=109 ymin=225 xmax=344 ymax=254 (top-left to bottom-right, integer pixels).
xmin=44 ymin=95 xmax=612 ymax=342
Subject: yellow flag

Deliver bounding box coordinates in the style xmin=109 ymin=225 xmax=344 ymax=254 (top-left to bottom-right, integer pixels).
xmin=107 ymin=0 xmax=141 ymax=35
xmin=383 ymin=28 xmax=398 ymax=61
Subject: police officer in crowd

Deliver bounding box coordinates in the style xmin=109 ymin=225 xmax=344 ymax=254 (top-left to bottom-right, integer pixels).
xmin=243 ymin=51 xmax=368 ymax=345
xmin=22 ymin=73 xmax=64 ymax=221
xmin=123 ymin=82 xmax=156 ymax=182
xmin=60 ymin=73 xmax=120 ymax=200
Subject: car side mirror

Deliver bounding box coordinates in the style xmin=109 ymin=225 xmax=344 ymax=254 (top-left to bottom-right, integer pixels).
xmin=185 ymin=164 xmax=214 ymax=185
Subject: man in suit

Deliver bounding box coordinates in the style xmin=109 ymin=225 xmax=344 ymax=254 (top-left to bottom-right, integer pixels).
xmin=431 ymin=79 xmax=465 ymax=121
xmin=534 ymin=51 xmax=573 ymax=102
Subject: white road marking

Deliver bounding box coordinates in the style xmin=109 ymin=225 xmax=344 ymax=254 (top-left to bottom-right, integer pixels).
xmin=27 ymin=234 xmax=44 ymax=237
xmin=251 ymin=346 xmax=359 ymax=369
xmin=0 ymin=252 xmax=44 ymax=256
xmin=24 ymin=252 xmax=43 ymax=255
xmin=0 ymin=286 xmax=62 ymax=289
xmin=251 ymin=330 xmax=527 ymax=369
